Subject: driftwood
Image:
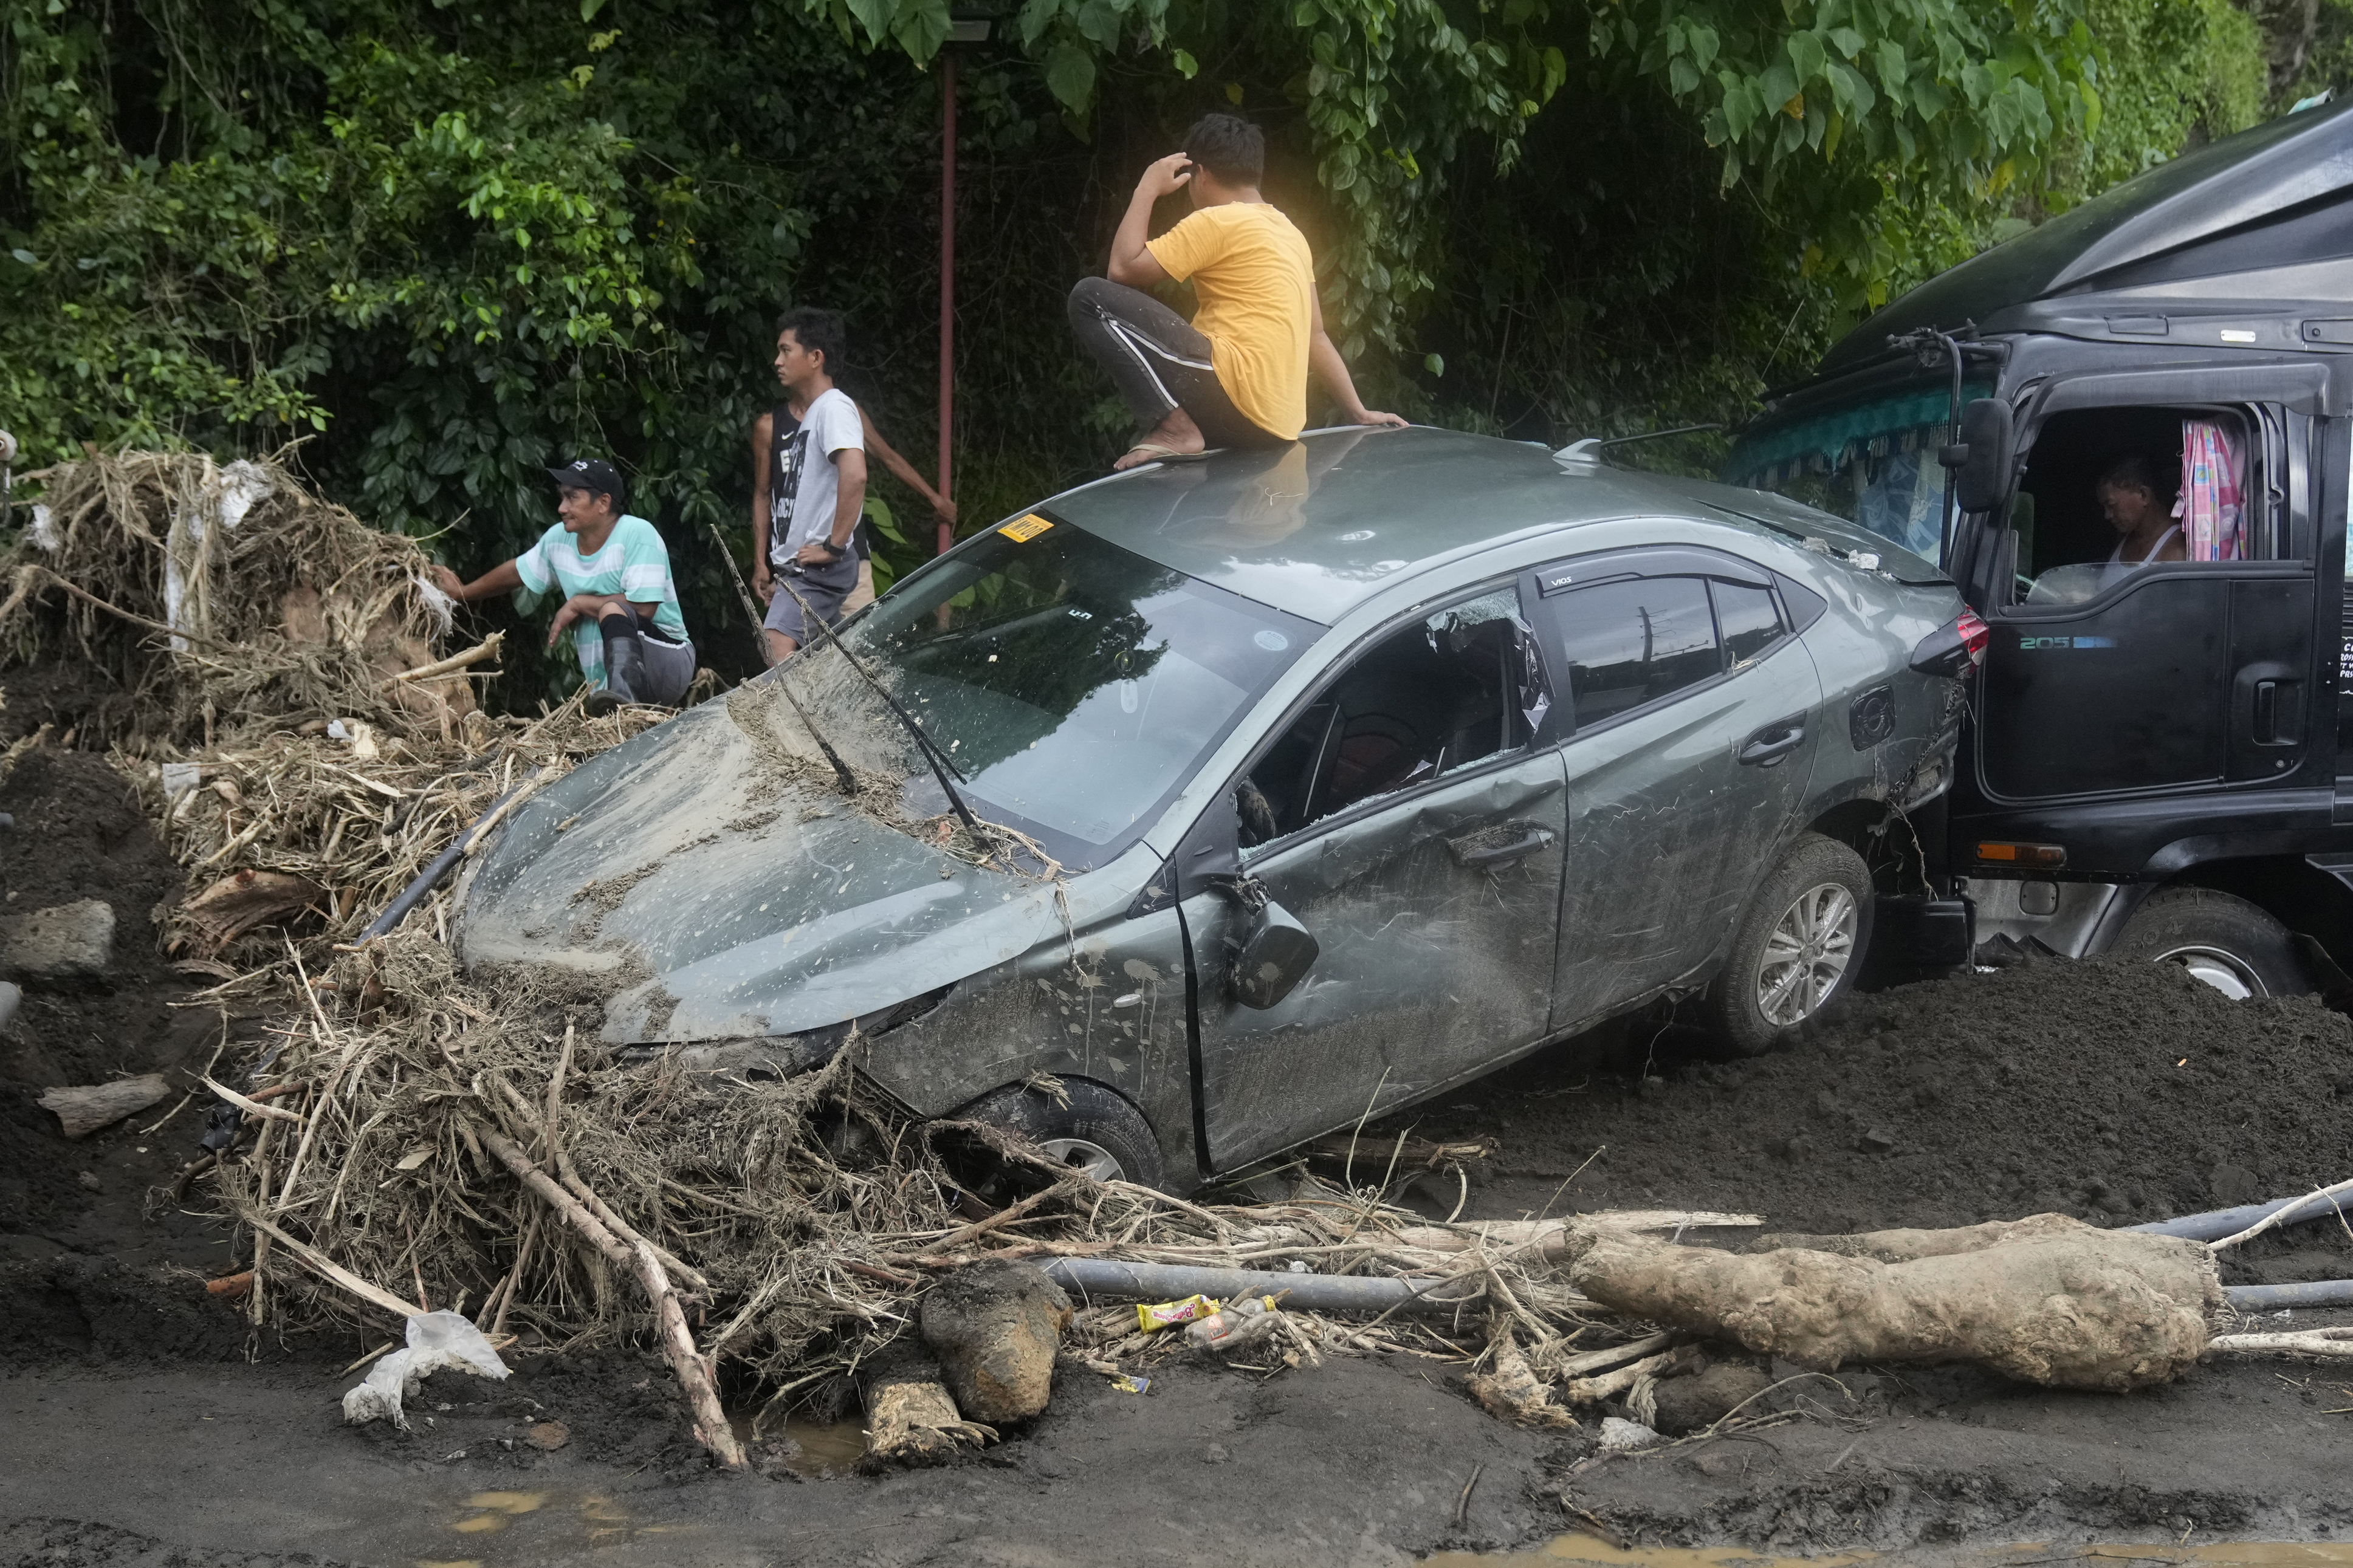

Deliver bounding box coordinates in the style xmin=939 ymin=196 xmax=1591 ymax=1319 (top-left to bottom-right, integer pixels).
xmin=1571 ymin=1213 xmax=2221 ymax=1391
xmin=39 ymin=1074 xmax=171 ymax=1138
xmin=476 ymin=1125 xmax=744 ymax=1469
xmin=1467 ymin=1324 xmax=1583 ymax=1430
xmin=2209 ymin=1327 xmax=2353 ymax=1359
xmin=862 ymin=1379 xmax=995 ymax=1466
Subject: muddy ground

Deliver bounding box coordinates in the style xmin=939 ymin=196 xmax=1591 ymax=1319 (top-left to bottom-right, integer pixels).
xmin=4 ymin=731 xmax=2352 ymax=1565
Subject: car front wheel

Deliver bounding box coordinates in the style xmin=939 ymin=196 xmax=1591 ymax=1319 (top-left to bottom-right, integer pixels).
xmin=2107 ymin=888 xmax=2312 ymax=1000
xmin=953 ymin=1078 xmax=1168 ymax=1191
xmin=1705 ymin=832 xmax=1875 ymax=1055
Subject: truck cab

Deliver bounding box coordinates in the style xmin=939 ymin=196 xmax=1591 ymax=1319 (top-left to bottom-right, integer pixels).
xmin=1728 ymin=98 xmax=2353 ymax=996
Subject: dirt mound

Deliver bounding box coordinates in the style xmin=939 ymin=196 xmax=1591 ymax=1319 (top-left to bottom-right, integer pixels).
xmin=0 ymin=743 xmax=207 ymax=1226
xmin=1407 ymin=958 xmax=2353 ymax=1241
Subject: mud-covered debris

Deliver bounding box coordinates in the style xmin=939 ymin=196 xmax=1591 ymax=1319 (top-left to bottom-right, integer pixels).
xmin=1569 ymin=1212 xmax=2221 ymax=1391
xmin=920 ymin=1259 xmax=1073 ymax=1425
xmin=1650 ymin=1362 xmax=1771 ymax=1436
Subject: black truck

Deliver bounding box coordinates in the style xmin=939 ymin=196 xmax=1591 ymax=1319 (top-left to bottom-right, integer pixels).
xmin=1727 ymin=97 xmax=2353 ymax=999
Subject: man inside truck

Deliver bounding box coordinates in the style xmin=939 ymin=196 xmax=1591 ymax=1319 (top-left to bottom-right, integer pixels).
xmin=2014 ymin=410 xmax=2250 ymax=604
xmin=2095 ymin=453 xmax=2187 ymax=587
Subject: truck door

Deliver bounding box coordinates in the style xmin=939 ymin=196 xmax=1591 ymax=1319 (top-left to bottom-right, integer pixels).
xmin=1961 ymin=374 xmax=2327 ymax=821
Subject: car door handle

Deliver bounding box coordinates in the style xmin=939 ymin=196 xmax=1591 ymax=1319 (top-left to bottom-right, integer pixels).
xmin=1447 ymin=825 xmax=1556 ymax=868
xmin=1738 ymin=715 xmax=1808 ymax=767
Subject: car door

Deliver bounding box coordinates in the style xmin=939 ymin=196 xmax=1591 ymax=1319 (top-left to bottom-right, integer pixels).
xmin=1960 ymin=385 xmax=2319 ymax=809
xmin=1179 ymin=583 xmax=1568 ymax=1171
xmin=1526 ymin=548 xmax=1823 ymax=1030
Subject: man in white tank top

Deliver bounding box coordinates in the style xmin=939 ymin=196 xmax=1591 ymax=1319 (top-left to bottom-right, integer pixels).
xmin=2095 ymin=453 xmax=2184 ymax=591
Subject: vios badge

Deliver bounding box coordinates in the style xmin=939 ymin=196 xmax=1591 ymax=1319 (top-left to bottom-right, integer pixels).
xmin=2018 ymin=635 xmax=2118 ymax=650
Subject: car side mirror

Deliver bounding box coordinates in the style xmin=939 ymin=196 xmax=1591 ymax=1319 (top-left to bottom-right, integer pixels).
xmin=1232 ymin=898 xmax=1319 ymax=1010
xmin=1938 ymin=399 xmax=2015 ymax=515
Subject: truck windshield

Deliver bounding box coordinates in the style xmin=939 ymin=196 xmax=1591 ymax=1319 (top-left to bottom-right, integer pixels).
xmin=830 ymin=515 xmax=1319 ymax=866
xmin=1725 ymin=380 xmax=1988 ymax=564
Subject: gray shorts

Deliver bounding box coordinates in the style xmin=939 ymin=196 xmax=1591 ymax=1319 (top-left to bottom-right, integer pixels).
xmin=763 ymin=553 xmax=860 ymax=644
xmin=631 ymin=631 xmax=697 ymax=705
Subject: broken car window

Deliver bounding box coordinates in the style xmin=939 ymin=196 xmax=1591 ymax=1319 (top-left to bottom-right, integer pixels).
xmin=843 ymin=520 xmax=1318 ymax=862
xmin=1238 ymin=584 xmax=1550 ymax=846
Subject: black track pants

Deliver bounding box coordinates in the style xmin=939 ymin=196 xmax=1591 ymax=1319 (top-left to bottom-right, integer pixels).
xmin=1067 ymin=276 xmax=1286 ymax=453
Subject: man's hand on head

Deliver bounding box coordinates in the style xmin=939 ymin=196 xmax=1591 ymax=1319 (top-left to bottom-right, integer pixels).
xmin=1136 ymin=151 xmax=1193 ymax=202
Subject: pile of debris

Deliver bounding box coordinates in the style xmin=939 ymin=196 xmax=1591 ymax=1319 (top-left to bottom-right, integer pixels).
xmin=12 ymin=450 xmax=2353 ymax=1479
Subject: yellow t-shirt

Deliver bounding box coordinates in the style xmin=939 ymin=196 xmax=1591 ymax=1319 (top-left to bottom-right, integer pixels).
xmin=1145 ymin=202 xmax=1314 ymax=442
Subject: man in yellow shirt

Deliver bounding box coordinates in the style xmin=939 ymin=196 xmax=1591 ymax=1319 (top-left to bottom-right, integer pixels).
xmin=1068 ymin=113 xmax=1403 ymax=471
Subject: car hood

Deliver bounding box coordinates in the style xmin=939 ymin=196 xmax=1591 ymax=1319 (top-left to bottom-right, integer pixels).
xmin=452 ymin=680 xmax=1145 ymax=1044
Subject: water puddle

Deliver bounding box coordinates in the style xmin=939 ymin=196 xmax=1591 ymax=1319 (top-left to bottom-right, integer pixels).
xmin=419 ymin=1487 xmax=688 ymax=1564
xmin=727 ymin=1407 xmax=867 ymax=1477
xmin=1429 ymin=1535 xmax=2353 ymax=1567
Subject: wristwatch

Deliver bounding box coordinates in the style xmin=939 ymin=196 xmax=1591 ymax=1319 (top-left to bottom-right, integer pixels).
xmin=812 ymin=538 xmax=846 ymax=557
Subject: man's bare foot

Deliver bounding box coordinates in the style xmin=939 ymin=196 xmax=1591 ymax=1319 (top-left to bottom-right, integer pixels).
xmin=1113 ymin=410 xmax=1205 ymax=470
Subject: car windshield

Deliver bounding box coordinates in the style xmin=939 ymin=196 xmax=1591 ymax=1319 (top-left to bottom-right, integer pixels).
xmin=826 ymin=515 xmax=1319 ymax=866
xmin=1725 ymin=378 xmax=1991 ymax=564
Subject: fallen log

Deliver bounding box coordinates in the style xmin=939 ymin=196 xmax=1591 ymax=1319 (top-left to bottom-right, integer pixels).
xmin=1568 ymin=1212 xmax=2221 ymax=1392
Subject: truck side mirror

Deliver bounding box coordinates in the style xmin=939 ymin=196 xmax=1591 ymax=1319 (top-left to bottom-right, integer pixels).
xmin=1232 ymin=899 xmax=1318 ymax=1010
xmin=1938 ymin=399 xmax=2015 ymax=514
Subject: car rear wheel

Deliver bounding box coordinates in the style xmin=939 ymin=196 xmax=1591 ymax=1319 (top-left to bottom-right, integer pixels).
xmin=954 ymin=1078 xmax=1167 ymax=1191
xmin=1705 ymin=833 xmax=1875 ymax=1055
xmin=2108 ymin=888 xmax=2312 ymax=1000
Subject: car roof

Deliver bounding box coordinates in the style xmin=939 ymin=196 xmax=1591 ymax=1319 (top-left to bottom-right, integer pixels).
xmin=1039 ymin=425 xmax=1712 ymax=623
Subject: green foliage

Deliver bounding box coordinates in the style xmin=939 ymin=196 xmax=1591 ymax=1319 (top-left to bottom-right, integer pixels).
xmin=0 ymin=0 xmax=2289 ymax=716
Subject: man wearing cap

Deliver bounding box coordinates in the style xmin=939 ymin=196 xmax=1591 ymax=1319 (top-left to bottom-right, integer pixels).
xmin=427 ymin=459 xmax=696 ymax=713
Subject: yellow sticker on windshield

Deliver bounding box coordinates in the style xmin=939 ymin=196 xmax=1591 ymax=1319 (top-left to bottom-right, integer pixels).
xmin=1001 ymin=513 xmax=1054 ymax=543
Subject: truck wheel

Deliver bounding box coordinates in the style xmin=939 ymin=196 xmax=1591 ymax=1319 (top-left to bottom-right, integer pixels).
xmin=2108 ymin=888 xmax=2312 ymax=1000
xmin=1705 ymin=833 xmax=1875 ymax=1055
xmin=955 ymin=1078 xmax=1167 ymax=1191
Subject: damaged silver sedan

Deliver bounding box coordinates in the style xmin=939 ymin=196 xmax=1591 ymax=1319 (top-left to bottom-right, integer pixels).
xmin=453 ymin=426 xmax=1971 ymax=1192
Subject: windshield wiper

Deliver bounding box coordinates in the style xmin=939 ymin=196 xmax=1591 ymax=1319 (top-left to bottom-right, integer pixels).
xmin=769 ymin=573 xmax=983 ymax=837
xmin=706 ymin=525 xmax=862 ymax=796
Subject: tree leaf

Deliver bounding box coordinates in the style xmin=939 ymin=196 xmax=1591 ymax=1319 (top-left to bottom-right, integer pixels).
xmin=1043 ymin=41 xmax=1096 ymax=111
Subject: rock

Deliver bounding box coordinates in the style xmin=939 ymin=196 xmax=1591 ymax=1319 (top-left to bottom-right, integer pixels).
xmin=1650 ymin=1363 xmax=1772 ymax=1436
xmin=525 ymin=1420 xmax=570 ymax=1451
xmin=77 ymin=1171 xmax=101 ymax=1191
xmin=2210 ymin=1163 xmax=2261 ymax=1207
xmin=38 ymin=1073 xmax=173 ymax=1138
xmin=918 ymin=1259 xmax=1072 ymax=1425
xmin=1858 ymin=1128 xmax=1898 ymax=1154
xmin=1598 ymin=1416 xmax=1660 ymax=1451
xmin=0 ymin=899 xmax=115 ymax=980
xmin=0 ymin=981 xmax=18 ymax=1032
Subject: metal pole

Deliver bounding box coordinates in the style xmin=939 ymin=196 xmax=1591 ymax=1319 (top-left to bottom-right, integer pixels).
xmin=936 ymin=52 xmax=957 ymax=558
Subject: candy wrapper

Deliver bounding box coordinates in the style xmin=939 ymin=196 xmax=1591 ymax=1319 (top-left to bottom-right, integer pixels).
xmin=1136 ymin=1294 xmax=1221 ymax=1332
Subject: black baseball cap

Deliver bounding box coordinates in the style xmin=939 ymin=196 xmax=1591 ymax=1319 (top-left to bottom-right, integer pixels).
xmin=546 ymin=458 xmax=625 ymax=502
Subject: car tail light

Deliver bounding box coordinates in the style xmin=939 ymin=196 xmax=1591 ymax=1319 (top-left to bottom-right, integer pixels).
xmin=1911 ymin=610 xmax=1990 ymax=679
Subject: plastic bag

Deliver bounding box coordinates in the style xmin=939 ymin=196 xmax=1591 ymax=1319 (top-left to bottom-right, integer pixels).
xmin=342 ymin=1310 xmax=510 ymax=1428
